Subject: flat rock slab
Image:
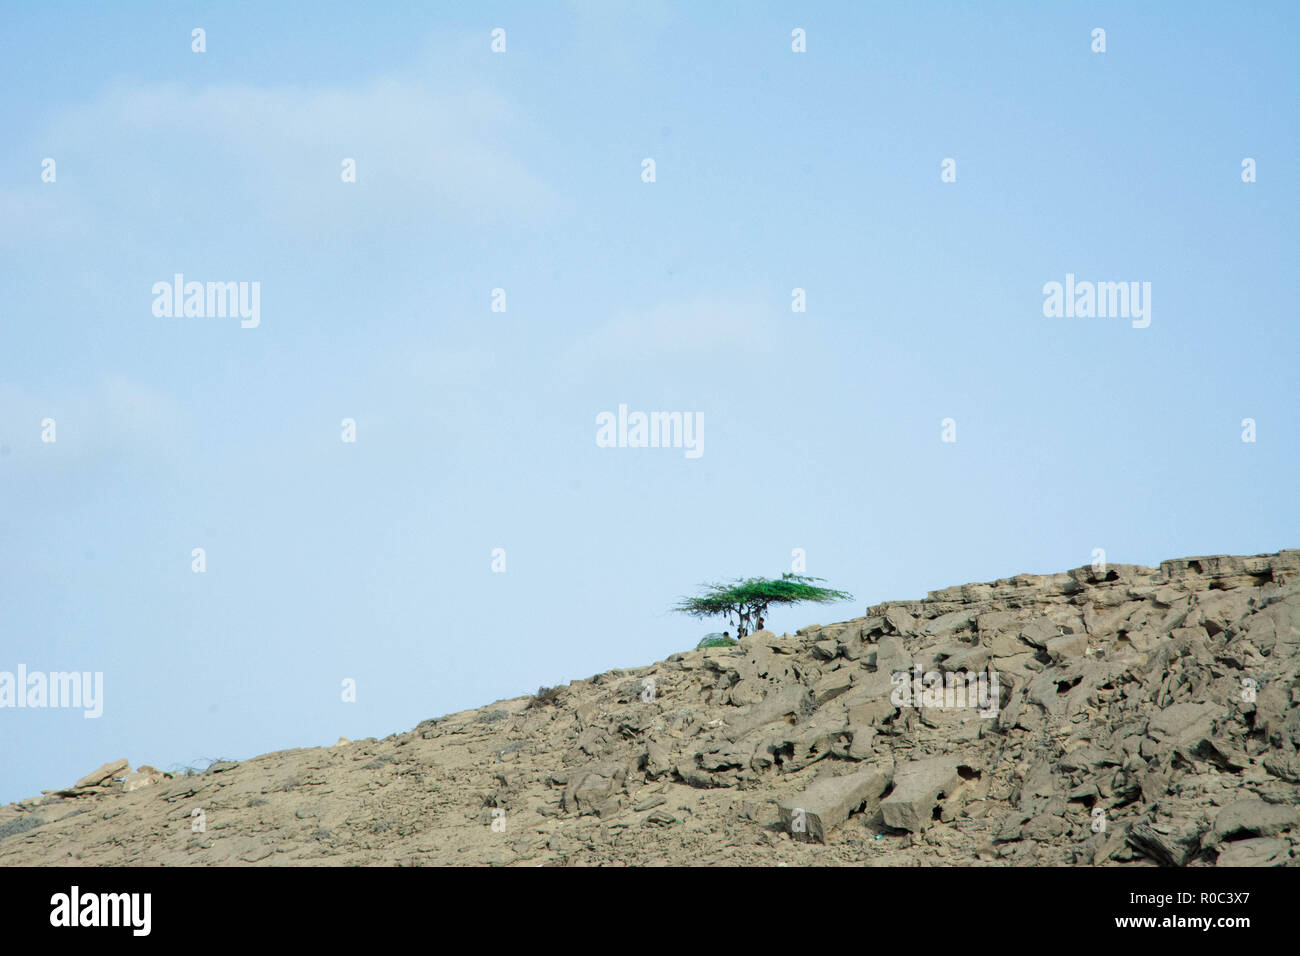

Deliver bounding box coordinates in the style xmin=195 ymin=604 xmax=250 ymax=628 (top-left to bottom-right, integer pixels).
xmin=1263 ymin=752 xmax=1300 ymax=783
xmin=847 ymin=726 xmax=877 ymax=760
xmin=883 ymin=607 xmax=918 ymax=637
xmin=1127 ymin=822 xmax=1201 ymax=867
xmin=1215 ymin=837 xmax=1290 ymax=867
xmin=1045 ymin=633 xmax=1088 ymax=660
xmin=1148 ymin=702 xmax=1220 ymax=743
xmin=939 ymin=645 xmax=991 ymax=673
xmin=725 ymin=686 xmax=812 ymax=741
xmin=920 ymin=608 xmax=976 ymax=637
xmin=121 ymin=771 xmax=160 ymax=793
xmin=813 ymin=670 xmax=854 ymax=705
xmin=563 ymin=763 xmax=627 ymax=814
xmin=875 ymin=635 xmax=913 ymax=675
xmin=1208 ymin=799 xmax=1300 ymax=845
xmin=881 ymin=756 xmax=963 ymax=833
xmin=778 ymin=767 xmax=891 ymax=843
xmin=74 ymin=759 xmax=128 ymax=789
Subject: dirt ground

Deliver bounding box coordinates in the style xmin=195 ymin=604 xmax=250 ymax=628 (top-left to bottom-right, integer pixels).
xmin=3 ymin=550 xmax=1297 ymax=867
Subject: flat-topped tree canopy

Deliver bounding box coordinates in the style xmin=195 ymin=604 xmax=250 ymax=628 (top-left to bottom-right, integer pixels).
xmin=673 ymin=573 xmax=854 ymax=638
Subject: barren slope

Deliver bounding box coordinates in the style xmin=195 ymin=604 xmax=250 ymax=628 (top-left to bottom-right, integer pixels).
xmin=3 ymin=550 xmax=1298 ymax=866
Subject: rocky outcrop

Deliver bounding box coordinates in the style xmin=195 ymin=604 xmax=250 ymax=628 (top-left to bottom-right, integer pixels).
xmin=2 ymin=549 xmax=1297 ymax=866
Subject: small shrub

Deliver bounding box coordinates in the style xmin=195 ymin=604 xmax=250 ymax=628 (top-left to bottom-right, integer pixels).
xmin=696 ymin=633 xmax=738 ymax=649
xmin=528 ymin=685 xmax=564 ymax=709
xmin=0 ymin=816 xmax=46 ymax=843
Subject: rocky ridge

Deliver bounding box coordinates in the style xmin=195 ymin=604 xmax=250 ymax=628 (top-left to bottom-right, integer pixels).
xmin=2 ymin=550 xmax=1297 ymax=866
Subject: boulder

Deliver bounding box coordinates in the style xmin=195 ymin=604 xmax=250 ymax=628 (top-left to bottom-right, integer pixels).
xmin=1207 ymin=799 xmax=1300 ymax=845
xmin=875 ymin=635 xmax=913 ymax=675
xmin=724 ymin=685 xmax=813 ymax=741
xmin=883 ymin=607 xmax=918 ymax=637
xmin=1214 ymin=837 xmax=1290 ymax=867
xmin=1046 ymin=633 xmax=1088 ymax=660
xmin=122 ymin=766 xmax=166 ymax=793
xmin=939 ymin=645 xmax=991 ymax=673
xmin=813 ymin=669 xmax=854 ymax=706
xmin=881 ymin=756 xmax=964 ymax=833
xmin=74 ymin=758 xmax=128 ymax=789
xmin=778 ymin=766 xmax=892 ymax=842
xmin=920 ymin=608 xmax=976 ymax=637
xmin=1147 ymin=702 xmax=1221 ymax=747
xmin=1127 ymin=822 xmax=1202 ymax=867
xmin=642 ymin=742 xmax=672 ymax=780
xmin=562 ymin=763 xmax=627 ymax=815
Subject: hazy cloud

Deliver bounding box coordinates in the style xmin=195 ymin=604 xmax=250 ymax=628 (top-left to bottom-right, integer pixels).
xmin=557 ymin=293 xmax=778 ymax=376
xmin=0 ymin=376 xmax=185 ymax=472
xmin=5 ymin=78 xmax=558 ymax=243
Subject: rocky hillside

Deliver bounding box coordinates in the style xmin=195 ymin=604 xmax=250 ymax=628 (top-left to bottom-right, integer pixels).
xmin=3 ymin=550 xmax=1298 ymax=866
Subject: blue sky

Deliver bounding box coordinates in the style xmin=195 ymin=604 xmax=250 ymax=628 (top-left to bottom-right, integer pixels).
xmin=1 ymin=1 xmax=1296 ymax=804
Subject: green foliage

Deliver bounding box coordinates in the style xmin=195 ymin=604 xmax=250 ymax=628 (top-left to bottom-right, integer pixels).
xmin=695 ymin=633 xmax=738 ymax=649
xmin=673 ymin=573 xmax=854 ymax=637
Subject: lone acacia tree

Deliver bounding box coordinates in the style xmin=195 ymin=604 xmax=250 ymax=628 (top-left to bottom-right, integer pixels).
xmin=673 ymin=573 xmax=854 ymax=638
